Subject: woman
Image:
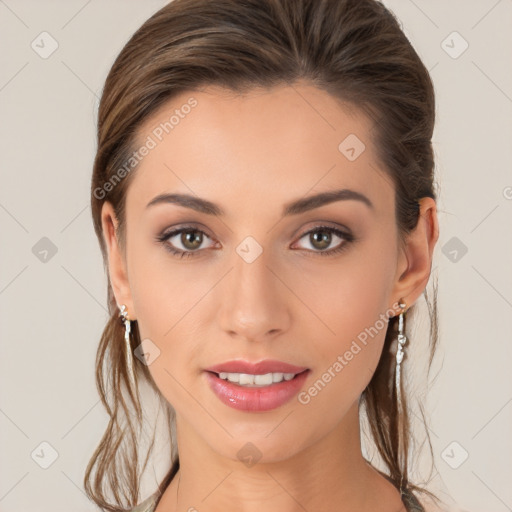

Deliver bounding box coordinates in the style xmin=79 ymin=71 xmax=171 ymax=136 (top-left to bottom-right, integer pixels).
xmin=85 ymin=0 xmax=442 ymax=511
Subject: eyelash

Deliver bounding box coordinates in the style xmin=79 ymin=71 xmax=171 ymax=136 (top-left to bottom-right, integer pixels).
xmin=155 ymin=225 xmax=355 ymax=259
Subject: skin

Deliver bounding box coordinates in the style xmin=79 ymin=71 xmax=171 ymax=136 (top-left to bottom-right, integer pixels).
xmin=101 ymin=81 xmax=439 ymax=512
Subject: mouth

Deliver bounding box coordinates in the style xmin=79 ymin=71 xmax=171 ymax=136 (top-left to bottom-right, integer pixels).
xmin=204 ymin=369 xmax=311 ymax=412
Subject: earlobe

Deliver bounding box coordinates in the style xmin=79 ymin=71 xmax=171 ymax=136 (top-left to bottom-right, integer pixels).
xmin=391 ymin=197 xmax=439 ymax=310
xmin=100 ymin=201 xmax=136 ymax=319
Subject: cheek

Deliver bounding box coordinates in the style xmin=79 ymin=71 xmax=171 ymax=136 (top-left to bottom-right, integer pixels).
xmin=127 ymin=243 xmax=230 ymax=415
xmin=291 ymin=249 xmax=394 ymax=344
xmin=289 ymin=250 xmax=395 ymax=403
xmin=127 ymin=230 xmax=201 ymax=336
xmin=297 ymin=300 xmax=390 ymax=418
xmin=125 ymin=240 xmax=194 ymax=397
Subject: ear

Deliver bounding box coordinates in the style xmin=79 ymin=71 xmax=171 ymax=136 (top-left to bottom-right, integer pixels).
xmin=391 ymin=197 xmax=439 ymax=312
xmin=101 ymin=201 xmax=136 ymax=320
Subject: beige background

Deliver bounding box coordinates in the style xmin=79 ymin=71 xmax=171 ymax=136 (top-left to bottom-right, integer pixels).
xmin=1 ymin=1 xmax=511 ymax=511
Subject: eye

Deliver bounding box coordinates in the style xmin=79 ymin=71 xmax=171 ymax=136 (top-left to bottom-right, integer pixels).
xmin=156 ymin=226 xmax=217 ymax=258
xmin=293 ymin=225 xmax=354 ymax=256
xmin=156 ymin=224 xmax=354 ymax=259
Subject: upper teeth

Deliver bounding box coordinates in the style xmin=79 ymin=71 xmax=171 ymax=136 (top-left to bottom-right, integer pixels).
xmin=218 ymin=372 xmax=296 ymax=386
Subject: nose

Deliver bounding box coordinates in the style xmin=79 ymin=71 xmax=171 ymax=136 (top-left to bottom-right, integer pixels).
xmin=218 ymin=249 xmax=291 ymax=342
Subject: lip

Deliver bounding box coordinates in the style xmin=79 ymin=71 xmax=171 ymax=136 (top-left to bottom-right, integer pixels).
xmin=204 ymin=359 xmax=309 ymax=375
xmin=204 ymin=369 xmax=310 ymax=412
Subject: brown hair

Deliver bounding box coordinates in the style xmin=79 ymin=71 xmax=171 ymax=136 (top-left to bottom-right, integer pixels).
xmin=85 ymin=0 xmax=441 ymax=509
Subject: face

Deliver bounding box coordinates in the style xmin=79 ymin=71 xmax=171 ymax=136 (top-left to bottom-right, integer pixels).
xmin=102 ymin=82 xmax=428 ymax=465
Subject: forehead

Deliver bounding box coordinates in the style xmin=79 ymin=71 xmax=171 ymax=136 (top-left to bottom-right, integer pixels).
xmin=126 ymin=82 xmax=394 ymax=219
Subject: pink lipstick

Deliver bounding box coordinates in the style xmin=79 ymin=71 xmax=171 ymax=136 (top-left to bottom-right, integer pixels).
xmin=204 ymin=359 xmax=310 ymax=412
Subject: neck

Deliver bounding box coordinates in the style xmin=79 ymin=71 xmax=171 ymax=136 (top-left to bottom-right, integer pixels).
xmin=156 ymin=401 xmax=400 ymax=512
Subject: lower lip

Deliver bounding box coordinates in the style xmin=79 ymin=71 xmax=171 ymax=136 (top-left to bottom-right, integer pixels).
xmin=204 ymin=370 xmax=310 ymax=412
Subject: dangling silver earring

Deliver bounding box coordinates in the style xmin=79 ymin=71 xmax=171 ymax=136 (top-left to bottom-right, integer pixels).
xmin=119 ymin=304 xmax=136 ymax=388
xmin=395 ymin=298 xmax=408 ymax=413
xmin=395 ymin=298 xmax=408 ymax=495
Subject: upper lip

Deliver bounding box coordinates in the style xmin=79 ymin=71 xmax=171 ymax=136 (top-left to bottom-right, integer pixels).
xmin=205 ymin=359 xmax=309 ymax=375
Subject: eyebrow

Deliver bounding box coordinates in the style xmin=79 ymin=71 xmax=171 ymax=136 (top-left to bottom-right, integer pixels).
xmin=145 ymin=188 xmax=374 ymax=217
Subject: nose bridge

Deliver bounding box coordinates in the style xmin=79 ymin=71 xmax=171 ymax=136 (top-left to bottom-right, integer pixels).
xmin=218 ymin=243 xmax=290 ymax=340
